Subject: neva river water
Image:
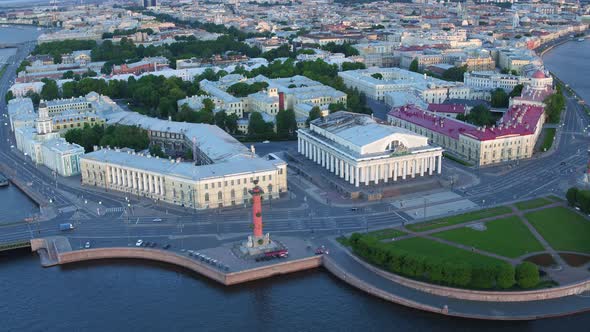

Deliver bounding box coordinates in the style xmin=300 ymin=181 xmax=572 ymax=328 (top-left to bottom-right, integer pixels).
xmin=1 ymin=31 xmax=590 ymax=331
xmin=543 ymin=39 xmax=590 ymax=103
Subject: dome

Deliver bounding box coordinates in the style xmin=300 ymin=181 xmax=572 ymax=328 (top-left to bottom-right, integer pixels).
xmin=532 ymin=70 xmax=546 ymax=79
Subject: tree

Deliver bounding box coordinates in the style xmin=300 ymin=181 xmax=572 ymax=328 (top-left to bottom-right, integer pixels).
xmin=496 ymin=263 xmax=516 ymax=289
xmin=62 ymin=70 xmax=75 ymax=79
xmin=328 ymin=102 xmax=346 ymax=113
xmin=566 ymin=187 xmax=579 ymax=207
xmin=5 ymin=90 xmax=14 ymax=103
xmin=276 ymin=109 xmax=297 ymax=138
xmin=409 ymin=58 xmax=419 ymax=73
xmin=61 ymin=81 xmax=79 ymax=98
xmin=226 ymin=113 xmax=239 ymax=134
xmin=184 ymin=148 xmax=193 ymax=160
xmin=248 ymin=112 xmax=273 ymax=136
xmin=149 ymin=145 xmax=167 ymax=158
xmin=40 ymin=79 xmax=59 ymax=101
xmin=457 ymin=105 xmax=497 ymax=127
xmin=25 ymin=90 xmax=40 ymax=106
xmin=515 ymin=262 xmax=539 ymax=289
xmin=371 ymin=73 xmax=383 ymax=80
xmin=341 ymin=62 xmax=366 ymax=71
xmin=214 ymin=110 xmax=227 ymax=129
xmin=306 ymin=106 xmax=322 ymax=126
xmin=490 ymin=88 xmax=509 ymax=108
xmin=442 ymin=65 xmax=468 ymax=82
xmin=509 ymin=84 xmax=524 ymax=98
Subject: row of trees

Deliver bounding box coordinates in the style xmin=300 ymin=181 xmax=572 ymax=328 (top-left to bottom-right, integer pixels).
xmin=544 ymin=85 xmax=566 ymax=123
xmin=348 ymin=233 xmax=540 ymax=289
xmin=226 ymin=81 xmax=269 ymax=97
xmin=64 ymin=124 xmax=150 ymax=153
xmin=566 ymin=187 xmax=590 ymax=213
xmin=32 ymin=40 xmax=97 ymax=64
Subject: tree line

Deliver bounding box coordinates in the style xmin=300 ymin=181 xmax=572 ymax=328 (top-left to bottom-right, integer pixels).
xmin=346 ymin=233 xmax=540 ymax=289
xmin=64 ymin=124 xmax=149 ymax=153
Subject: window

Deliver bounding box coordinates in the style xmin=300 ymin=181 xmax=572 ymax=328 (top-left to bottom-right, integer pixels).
xmin=205 ymin=184 xmax=208 ymax=189
xmin=218 ymin=191 xmax=222 ymax=200
xmin=204 ymin=193 xmax=209 ymax=202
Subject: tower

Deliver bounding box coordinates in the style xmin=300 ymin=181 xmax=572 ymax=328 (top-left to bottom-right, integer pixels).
xmin=240 ymin=180 xmax=277 ymax=255
xmin=250 ymin=180 xmax=264 ymax=240
xmin=36 ymin=101 xmax=53 ymax=135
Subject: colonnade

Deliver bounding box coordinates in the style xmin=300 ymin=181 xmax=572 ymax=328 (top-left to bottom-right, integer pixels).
xmin=106 ymin=166 xmax=166 ymax=196
xmin=298 ymin=136 xmax=442 ymax=188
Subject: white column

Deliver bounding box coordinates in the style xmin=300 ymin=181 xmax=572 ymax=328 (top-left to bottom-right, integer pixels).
xmin=384 ymin=163 xmax=389 ymax=183
xmin=429 ymin=156 xmax=434 ymax=176
xmin=438 ymin=155 xmax=442 ymax=174
xmin=330 ymin=155 xmax=334 ymax=173
xmin=411 ymin=159 xmax=416 ymax=178
xmin=344 ymin=162 xmax=349 ymax=181
xmin=394 ymin=162 xmax=398 ymax=181
xmin=420 ymin=158 xmax=425 ymax=177
xmin=335 ymin=157 xmax=340 ymax=176
xmin=339 ymin=160 xmax=344 ymax=178
xmin=349 ymin=164 xmax=354 ymax=185
xmin=159 ymin=177 xmax=165 ymax=196
xmin=142 ymin=173 xmax=148 ymax=193
xmin=402 ymin=161 xmax=407 ymax=180
xmin=148 ymin=174 xmax=153 ymax=193
xmin=355 ymin=167 xmax=360 ymax=187
xmin=373 ymin=165 xmax=381 ymax=184
xmin=364 ymin=166 xmax=370 ymax=185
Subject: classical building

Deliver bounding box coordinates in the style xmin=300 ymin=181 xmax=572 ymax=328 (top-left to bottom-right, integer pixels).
xmin=81 ymin=111 xmax=288 ymax=209
xmin=388 ymin=103 xmax=545 ymax=166
xmin=338 ymin=67 xmax=471 ymax=104
xmin=297 ymin=112 xmax=443 ymax=187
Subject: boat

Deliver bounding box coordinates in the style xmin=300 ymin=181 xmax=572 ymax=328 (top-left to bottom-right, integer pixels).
xmin=0 ymin=172 xmax=8 ymax=187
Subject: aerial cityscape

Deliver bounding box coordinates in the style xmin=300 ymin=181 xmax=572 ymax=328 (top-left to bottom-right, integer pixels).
xmin=0 ymin=0 xmax=589 ymax=330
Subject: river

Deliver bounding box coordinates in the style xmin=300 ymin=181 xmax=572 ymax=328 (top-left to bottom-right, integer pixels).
xmin=1 ymin=29 xmax=589 ymax=331
xmin=543 ymin=39 xmax=590 ymax=103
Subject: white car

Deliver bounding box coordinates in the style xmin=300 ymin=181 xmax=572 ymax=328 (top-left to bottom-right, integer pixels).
xmin=262 ymin=140 xmax=270 ymax=143
xmin=135 ymin=239 xmax=143 ymax=247
xmin=153 ymin=218 xmax=162 ymax=222
xmin=84 ymin=242 xmax=91 ymax=249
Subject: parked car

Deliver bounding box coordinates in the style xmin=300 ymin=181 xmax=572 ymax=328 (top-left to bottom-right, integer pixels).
xmin=163 ymin=244 xmax=171 ymax=249
xmin=84 ymin=242 xmax=91 ymax=249
xmin=135 ymin=239 xmax=143 ymax=247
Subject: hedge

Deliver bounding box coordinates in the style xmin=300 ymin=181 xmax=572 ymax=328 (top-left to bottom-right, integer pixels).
xmin=348 ymin=233 xmax=518 ymax=289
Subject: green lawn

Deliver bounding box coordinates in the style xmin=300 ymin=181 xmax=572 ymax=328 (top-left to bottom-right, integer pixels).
xmin=526 ymin=207 xmax=590 ymax=254
xmin=406 ymin=206 xmax=513 ymax=232
xmin=431 ymin=216 xmax=544 ymax=258
xmin=515 ymin=197 xmax=554 ymax=211
xmin=385 ymin=237 xmax=506 ymax=266
xmin=366 ymin=228 xmax=407 ymax=240
xmin=540 ymin=128 xmax=556 ymax=152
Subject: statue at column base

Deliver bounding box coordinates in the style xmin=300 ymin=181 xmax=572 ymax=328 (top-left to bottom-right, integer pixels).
xmin=240 ymin=233 xmax=278 ymax=255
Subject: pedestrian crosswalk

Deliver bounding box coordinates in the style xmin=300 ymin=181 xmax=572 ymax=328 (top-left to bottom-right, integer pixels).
xmin=105 ymin=207 xmax=125 ymax=213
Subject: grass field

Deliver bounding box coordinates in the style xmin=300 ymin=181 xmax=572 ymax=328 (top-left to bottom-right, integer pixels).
xmin=526 ymin=207 xmax=590 ymax=254
xmin=366 ymin=228 xmax=407 ymax=240
xmin=385 ymin=237 xmax=506 ymax=266
xmin=431 ymin=216 xmax=545 ymax=258
xmin=540 ymin=128 xmax=556 ymax=152
xmin=515 ymin=197 xmax=554 ymax=211
xmin=406 ymin=206 xmax=513 ymax=232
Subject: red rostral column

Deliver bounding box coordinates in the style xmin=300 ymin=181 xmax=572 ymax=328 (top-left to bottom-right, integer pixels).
xmin=249 ymin=180 xmax=264 ymax=238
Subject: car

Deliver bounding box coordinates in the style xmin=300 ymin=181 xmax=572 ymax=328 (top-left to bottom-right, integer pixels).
xmin=561 ymin=161 xmax=566 ymax=166
xmin=163 ymin=244 xmax=171 ymax=249
xmin=262 ymin=140 xmax=270 ymax=144
xmin=150 ymin=242 xmax=157 ymax=247
xmin=187 ymin=250 xmax=194 ymax=256
xmin=152 ymin=218 xmax=162 ymax=222
xmin=350 ymin=207 xmax=358 ymax=211
xmin=84 ymin=242 xmax=91 ymax=249
xmin=135 ymin=239 xmax=143 ymax=247
xmin=144 ymin=241 xmax=151 ymax=247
